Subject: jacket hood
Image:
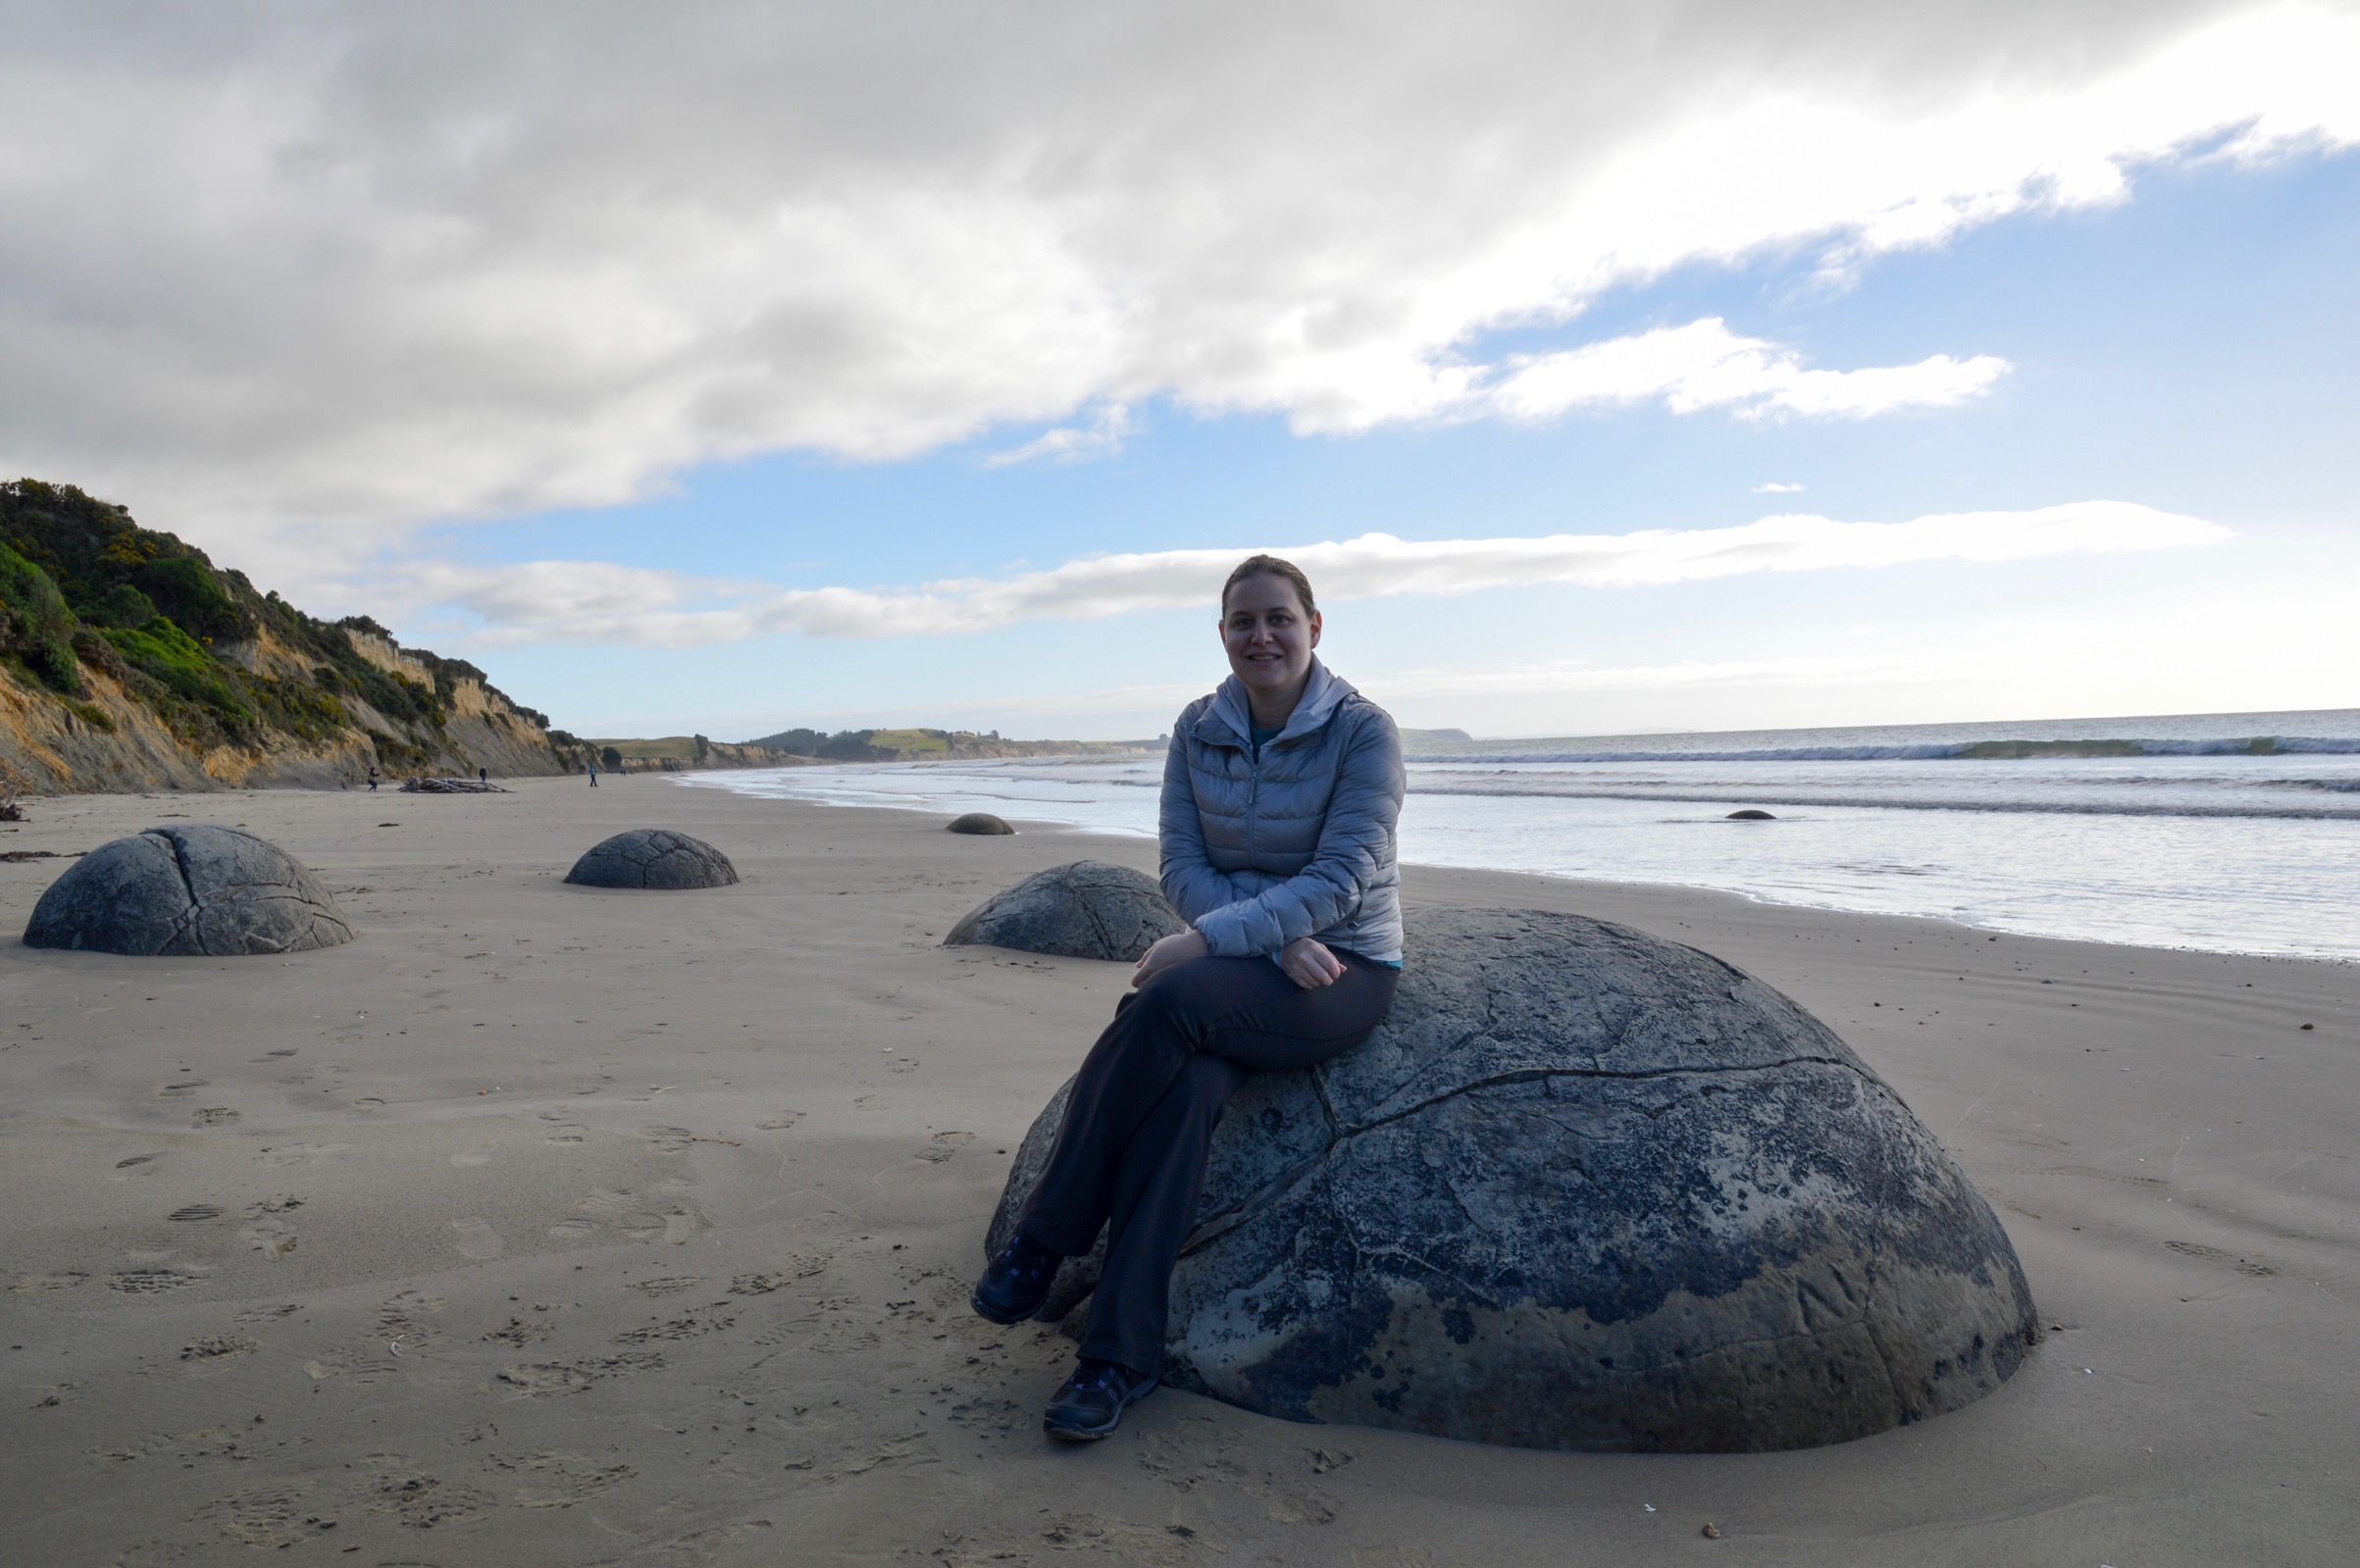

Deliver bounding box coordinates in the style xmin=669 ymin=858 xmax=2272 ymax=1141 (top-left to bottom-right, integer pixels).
xmin=1202 ymin=658 xmax=1356 ymax=748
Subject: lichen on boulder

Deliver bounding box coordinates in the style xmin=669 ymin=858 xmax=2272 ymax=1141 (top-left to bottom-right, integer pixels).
xmin=563 ymin=829 xmax=740 ymax=889
xmin=23 ymin=824 xmax=353 ymax=956
xmin=988 ymin=906 xmax=2037 ymax=1452
xmin=944 ymin=861 xmax=1185 ymax=961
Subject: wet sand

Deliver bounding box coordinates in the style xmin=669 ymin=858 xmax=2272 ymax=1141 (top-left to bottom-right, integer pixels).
xmin=3 ymin=775 xmax=2355 ymax=1566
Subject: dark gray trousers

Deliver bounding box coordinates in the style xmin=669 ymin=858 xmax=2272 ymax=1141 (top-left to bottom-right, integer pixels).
xmin=1019 ymin=950 xmax=1399 ymax=1374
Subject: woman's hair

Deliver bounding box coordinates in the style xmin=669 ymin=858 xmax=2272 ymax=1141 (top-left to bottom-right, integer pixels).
xmin=1221 ymin=554 xmax=1316 ymax=618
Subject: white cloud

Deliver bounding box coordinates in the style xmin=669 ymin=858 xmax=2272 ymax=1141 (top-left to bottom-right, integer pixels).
xmin=0 ymin=3 xmax=2350 ymax=549
xmin=1367 ymin=655 xmax=1892 ymax=700
xmin=1481 ymin=320 xmax=2006 ymax=425
xmin=393 ymin=500 xmax=2229 ymax=647
xmin=984 ymin=404 xmax=1136 ymax=467
xmin=1754 ymin=481 xmax=1806 ymax=494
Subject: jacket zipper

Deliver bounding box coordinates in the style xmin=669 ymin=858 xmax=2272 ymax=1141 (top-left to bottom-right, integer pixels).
xmin=1244 ymin=729 xmax=1259 ymax=865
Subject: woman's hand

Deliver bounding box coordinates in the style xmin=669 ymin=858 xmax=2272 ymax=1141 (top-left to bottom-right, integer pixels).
xmin=1279 ymin=936 xmax=1345 ymax=990
xmin=1132 ymin=929 xmax=1209 ymax=988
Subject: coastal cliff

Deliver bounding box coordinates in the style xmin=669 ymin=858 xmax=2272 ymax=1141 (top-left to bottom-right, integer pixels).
xmin=0 ymin=480 xmax=580 ymax=794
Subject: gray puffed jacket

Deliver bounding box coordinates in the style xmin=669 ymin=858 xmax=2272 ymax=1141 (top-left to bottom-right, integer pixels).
xmin=1159 ymin=660 xmax=1406 ymax=963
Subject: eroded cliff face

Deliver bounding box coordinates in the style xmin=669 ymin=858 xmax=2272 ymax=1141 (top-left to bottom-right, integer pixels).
xmin=0 ymin=480 xmax=581 ymax=796
xmin=0 ymin=628 xmax=572 ymax=793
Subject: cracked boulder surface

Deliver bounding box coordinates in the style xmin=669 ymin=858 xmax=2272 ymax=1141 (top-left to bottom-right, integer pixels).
xmin=944 ymin=861 xmax=1185 ymax=961
xmin=563 ymin=829 xmax=740 ymax=890
xmin=987 ymin=907 xmax=2037 ymax=1452
xmin=23 ymin=824 xmax=353 ymax=957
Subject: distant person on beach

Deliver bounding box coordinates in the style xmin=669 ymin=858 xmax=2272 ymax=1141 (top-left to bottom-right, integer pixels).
xmin=588 ymin=759 xmax=598 ymax=787
xmin=479 ymin=766 xmax=487 ymax=785
xmin=971 ymin=554 xmax=1405 ymax=1441
xmin=366 ymin=766 xmax=379 ymax=791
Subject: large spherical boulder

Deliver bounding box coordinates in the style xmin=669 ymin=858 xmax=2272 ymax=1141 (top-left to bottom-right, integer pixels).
xmin=945 ymin=861 xmax=1186 ymax=961
xmin=564 ymin=830 xmax=739 ymax=889
xmin=947 ymin=812 xmax=1014 ymax=835
xmin=24 ymin=824 xmax=353 ymax=957
xmin=988 ymin=907 xmax=2037 ymax=1452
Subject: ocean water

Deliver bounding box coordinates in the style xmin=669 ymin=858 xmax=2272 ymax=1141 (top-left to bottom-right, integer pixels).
xmin=679 ymin=708 xmax=2360 ymax=961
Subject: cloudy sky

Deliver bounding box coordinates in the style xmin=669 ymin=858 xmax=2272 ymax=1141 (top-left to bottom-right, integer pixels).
xmin=5 ymin=1 xmax=2356 ymax=738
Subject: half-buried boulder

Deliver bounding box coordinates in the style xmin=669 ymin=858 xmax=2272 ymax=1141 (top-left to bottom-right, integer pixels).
xmin=987 ymin=906 xmax=2037 ymax=1452
xmin=564 ymin=830 xmax=739 ymax=889
xmin=945 ymin=861 xmax=1185 ymax=961
xmin=24 ymin=824 xmax=353 ymax=957
xmin=947 ymin=812 xmax=1015 ymax=835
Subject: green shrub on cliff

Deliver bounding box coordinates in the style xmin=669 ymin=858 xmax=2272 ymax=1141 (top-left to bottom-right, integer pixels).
xmin=0 ymin=540 xmax=83 ymax=695
xmin=104 ymin=616 xmax=255 ymax=727
xmin=95 ymin=582 xmax=158 ymax=628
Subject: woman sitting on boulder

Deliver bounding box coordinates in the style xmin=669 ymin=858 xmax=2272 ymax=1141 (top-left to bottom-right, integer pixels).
xmin=972 ymin=553 xmax=1406 ymax=1440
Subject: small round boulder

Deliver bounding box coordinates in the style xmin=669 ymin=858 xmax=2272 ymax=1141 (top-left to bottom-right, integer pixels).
xmin=944 ymin=861 xmax=1185 ymax=961
xmin=989 ymin=907 xmax=2037 ymax=1452
xmin=947 ymin=813 xmax=1015 ymax=835
xmin=565 ymin=830 xmax=740 ymax=889
xmin=24 ymin=824 xmax=353 ymax=957
xmin=1726 ymin=808 xmax=1776 ymax=821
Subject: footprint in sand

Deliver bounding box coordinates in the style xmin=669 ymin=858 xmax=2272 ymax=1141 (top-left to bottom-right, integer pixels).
xmin=450 ymin=1145 xmax=496 ymax=1167
xmin=450 ymin=1218 xmax=506 ymax=1259
xmin=538 ymin=1111 xmax=589 ymax=1145
xmin=755 ymin=1111 xmax=804 ymax=1131
xmin=14 ymin=1271 xmax=91 ymax=1293
xmin=109 ymin=1266 xmax=208 ymax=1294
xmin=192 ymin=1489 xmax=317 ymax=1549
xmin=918 ymin=1131 xmax=975 ymax=1164
xmin=558 ymin=1186 xmax=706 ymax=1244
xmin=254 ymin=1142 xmax=350 ymax=1166
xmin=107 ymin=1155 xmax=161 ymax=1184
xmin=494 ymin=1451 xmax=637 ymax=1509
xmin=246 ymin=1219 xmax=299 ymax=1260
xmin=497 ymin=1363 xmax=593 ymax=1396
xmin=179 ymin=1335 xmax=259 ymax=1363
xmin=496 ymin=1352 xmax=663 ymax=1397
xmin=191 ymin=1107 xmax=240 ymax=1127
xmin=610 ymin=1308 xmax=735 ymax=1344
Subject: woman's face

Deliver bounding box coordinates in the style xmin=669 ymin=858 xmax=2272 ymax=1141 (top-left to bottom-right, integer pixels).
xmin=1220 ymin=574 xmax=1321 ymax=696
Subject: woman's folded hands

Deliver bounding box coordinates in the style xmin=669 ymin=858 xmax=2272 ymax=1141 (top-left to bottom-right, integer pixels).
xmin=1132 ymin=928 xmax=1209 ymax=987
xmin=1277 ymin=936 xmax=1344 ymax=989
xmin=1132 ymin=929 xmax=1343 ymax=990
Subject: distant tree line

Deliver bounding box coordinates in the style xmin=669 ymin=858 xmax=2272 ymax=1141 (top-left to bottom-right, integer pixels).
xmin=746 ymin=727 xmax=904 ymax=761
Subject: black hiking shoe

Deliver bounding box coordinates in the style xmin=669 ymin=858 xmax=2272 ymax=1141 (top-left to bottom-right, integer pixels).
xmin=1043 ymin=1358 xmax=1158 ymax=1441
xmin=971 ymin=1232 xmax=1061 ymax=1325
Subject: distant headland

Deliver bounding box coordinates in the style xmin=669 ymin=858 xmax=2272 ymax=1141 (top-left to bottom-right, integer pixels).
xmin=578 ymin=728 xmax=1161 ymax=777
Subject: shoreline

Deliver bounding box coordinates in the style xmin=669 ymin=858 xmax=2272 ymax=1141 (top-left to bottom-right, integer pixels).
xmin=4 ymin=777 xmax=2356 ymax=1565
xmin=674 ymin=768 xmax=2360 ymax=968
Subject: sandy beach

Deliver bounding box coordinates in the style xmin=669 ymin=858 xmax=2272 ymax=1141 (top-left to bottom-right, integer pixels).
xmin=4 ymin=775 xmax=2356 ymax=1568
